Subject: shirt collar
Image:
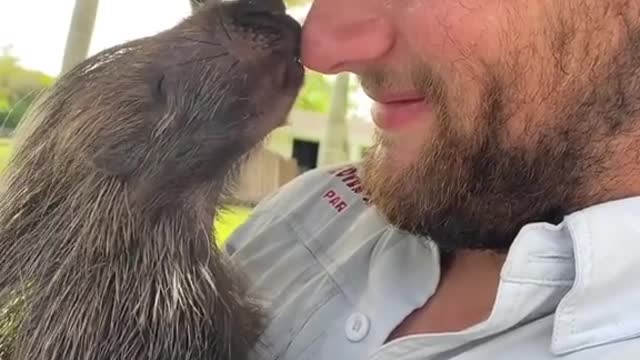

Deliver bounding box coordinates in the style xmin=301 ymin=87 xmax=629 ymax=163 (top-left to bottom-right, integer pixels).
xmin=549 ymin=195 xmax=640 ymax=355
xmin=502 ymin=195 xmax=640 ymax=355
xmin=373 ymin=195 xmax=640 ymax=358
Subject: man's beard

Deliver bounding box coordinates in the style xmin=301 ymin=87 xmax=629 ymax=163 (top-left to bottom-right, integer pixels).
xmin=361 ymin=29 xmax=640 ymax=253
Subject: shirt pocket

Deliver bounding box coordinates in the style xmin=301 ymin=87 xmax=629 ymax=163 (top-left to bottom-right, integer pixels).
xmin=228 ymin=211 xmax=344 ymax=359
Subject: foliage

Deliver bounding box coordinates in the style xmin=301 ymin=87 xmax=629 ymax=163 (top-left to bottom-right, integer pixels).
xmin=0 ymin=290 xmax=27 ymax=359
xmin=284 ymin=0 xmax=311 ymax=7
xmin=294 ymin=70 xmax=363 ymax=115
xmin=0 ymin=47 xmax=55 ymax=130
xmin=294 ymin=69 xmax=333 ymax=113
xmin=0 ymin=138 xmax=11 ymax=172
xmin=214 ymin=206 xmax=252 ymax=245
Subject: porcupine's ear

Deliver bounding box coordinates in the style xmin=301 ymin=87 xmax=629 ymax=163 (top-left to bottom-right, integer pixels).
xmin=90 ymin=68 xmax=161 ymax=178
xmin=91 ymin=129 xmax=149 ymax=178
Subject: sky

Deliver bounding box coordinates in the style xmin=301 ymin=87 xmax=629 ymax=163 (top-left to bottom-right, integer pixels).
xmin=0 ymin=0 xmax=372 ymax=118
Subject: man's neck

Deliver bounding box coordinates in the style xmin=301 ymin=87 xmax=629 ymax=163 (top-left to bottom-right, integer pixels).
xmin=575 ymin=140 xmax=640 ymax=215
xmin=386 ymin=250 xmax=506 ymax=342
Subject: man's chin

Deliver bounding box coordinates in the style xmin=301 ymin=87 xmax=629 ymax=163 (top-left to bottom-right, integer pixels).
xmin=362 ymin=148 xmax=411 ymax=196
xmin=366 ymin=132 xmax=431 ymax=173
xmin=361 ymin=146 xmax=424 ymax=226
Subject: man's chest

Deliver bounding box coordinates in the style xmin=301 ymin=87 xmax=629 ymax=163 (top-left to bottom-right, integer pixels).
xmin=228 ymin=207 xmax=640 ymax=360
xmin=255 ymin=311 xmax=636 ymax=360
xmin=230 ymin=207 xmax=440 ymax=360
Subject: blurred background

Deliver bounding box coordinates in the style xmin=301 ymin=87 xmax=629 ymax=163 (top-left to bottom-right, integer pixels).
xmin=0 ymin=0 xmax=376 ymax=242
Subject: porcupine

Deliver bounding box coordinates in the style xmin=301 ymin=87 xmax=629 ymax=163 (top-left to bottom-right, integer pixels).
xmin=0 ymin=0 xmax=304 ymax=359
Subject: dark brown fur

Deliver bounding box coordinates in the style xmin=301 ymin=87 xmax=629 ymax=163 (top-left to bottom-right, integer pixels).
xmin=0 ymin=0 xmax=304 ymax=359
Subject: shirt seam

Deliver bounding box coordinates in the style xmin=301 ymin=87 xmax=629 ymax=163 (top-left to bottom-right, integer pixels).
xmin=281 ymin=213 xmax=351 ymax=303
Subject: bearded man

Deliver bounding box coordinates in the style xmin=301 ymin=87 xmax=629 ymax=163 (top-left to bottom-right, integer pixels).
xmin=225 ymin=0 xmax=640 ymax=358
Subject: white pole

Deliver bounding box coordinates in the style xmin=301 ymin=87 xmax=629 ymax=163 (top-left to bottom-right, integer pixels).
xmin=60 ymin=0 xmax=100 ymax=75
xmin=318 ymin=72 xmax=351 ymax=166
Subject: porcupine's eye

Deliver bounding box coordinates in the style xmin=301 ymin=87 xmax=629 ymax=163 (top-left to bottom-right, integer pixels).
xmin=190 ymin=0 xmax=207 ymax=9
xmin=153 ymin=74 xmax=166 ymax=103
xmin=190 ymin=0 xmax=227 ymax=10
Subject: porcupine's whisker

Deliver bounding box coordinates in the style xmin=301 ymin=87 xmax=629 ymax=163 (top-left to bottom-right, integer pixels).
xmin=217 ymin=12 xmax=232 ymax=41
xmin=180 ymin=37 xmax=222 ymax=48
xmin=175 ymin=53 xmax=231 ymax=67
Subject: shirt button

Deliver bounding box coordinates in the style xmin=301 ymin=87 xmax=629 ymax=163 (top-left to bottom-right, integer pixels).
xmin=345 ymin=312 xmax=370 ymax=342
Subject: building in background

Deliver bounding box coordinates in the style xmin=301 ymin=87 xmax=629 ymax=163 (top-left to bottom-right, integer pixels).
xmin=232 ymin=108 xmax=375 ymax=205
xmin=271 ymin=109 xmax=375 ymax=170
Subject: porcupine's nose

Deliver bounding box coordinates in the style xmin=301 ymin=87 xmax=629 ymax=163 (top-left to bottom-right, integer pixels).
xmin=233 ymin=0 xmax=302 ymax=58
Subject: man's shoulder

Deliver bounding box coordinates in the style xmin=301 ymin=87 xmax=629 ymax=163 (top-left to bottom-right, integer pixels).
xmin=547 ymin=335 xmax=640 ymax=360
xmin=251 ymin=161 xmax=371 ymax=217
xmin=223 ymin=163 xmax=435 ymax=360
xmin=224 ymin=161 xmax=378 ymax=256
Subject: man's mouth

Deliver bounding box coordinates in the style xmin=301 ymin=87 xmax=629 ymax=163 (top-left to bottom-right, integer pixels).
xmin=367 ymin=91 xmax=431 ymax=131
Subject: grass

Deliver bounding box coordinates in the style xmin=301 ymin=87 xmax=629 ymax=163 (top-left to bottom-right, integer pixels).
xmin=0 ymin=137 xmax=252 ymax=244
xmin=215 ymin=206 xmax=253 ymax=245
xmin=0 ymin=138 xmax=11 ymax=173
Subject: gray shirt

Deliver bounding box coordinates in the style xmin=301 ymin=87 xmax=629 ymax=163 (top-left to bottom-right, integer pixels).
xmin=225 ymin=162 xmax=640 ymax=359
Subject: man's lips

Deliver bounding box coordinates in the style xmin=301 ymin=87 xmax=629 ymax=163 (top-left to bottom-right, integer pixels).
xmin=368 ymin=92 xmax=430 ymax=131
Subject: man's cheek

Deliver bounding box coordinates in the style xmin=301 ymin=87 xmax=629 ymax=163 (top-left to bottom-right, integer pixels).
xmin=399 ymin=2 xmax=511 ymax=67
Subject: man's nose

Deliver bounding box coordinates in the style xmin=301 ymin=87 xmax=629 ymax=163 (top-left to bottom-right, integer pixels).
xmin=301 ymin=0 xmax=394 ymax=74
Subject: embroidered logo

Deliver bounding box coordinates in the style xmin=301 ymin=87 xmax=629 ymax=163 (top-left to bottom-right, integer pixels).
xmin=320 ymin=165 xmax=371 ymax=212
xmin=328 ymin=166 xmax=370 ymax=203
xmin=322 ymin=189 xmax=349 ymax=212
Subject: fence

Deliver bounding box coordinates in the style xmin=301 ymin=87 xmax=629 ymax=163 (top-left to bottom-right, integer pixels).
xmin=232 ymin=148 xmax=300 ymax=206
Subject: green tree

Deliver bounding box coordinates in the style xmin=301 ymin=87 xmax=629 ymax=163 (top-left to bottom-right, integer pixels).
xmin=293 ymin=70 xmax=333 ymax=113
xmin=0 ymin=47 xmax=55 ymax=130
xmin=284 ymin=0 xmax=311 ymax=7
